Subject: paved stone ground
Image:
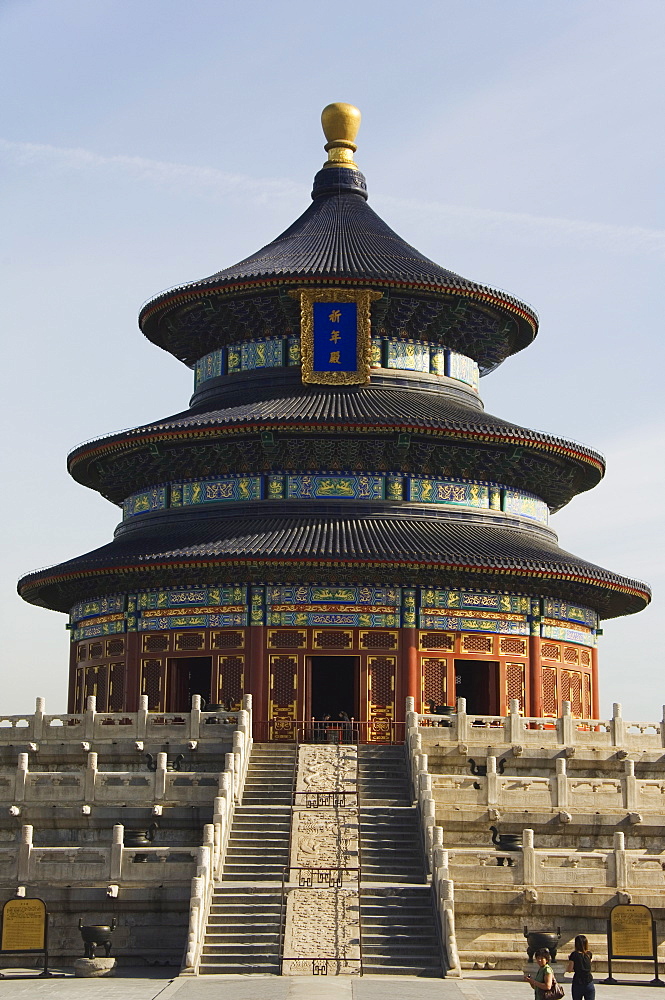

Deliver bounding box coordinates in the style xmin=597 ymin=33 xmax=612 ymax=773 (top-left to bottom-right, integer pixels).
xmin=0 ymin=969 xmax=663 ymax=999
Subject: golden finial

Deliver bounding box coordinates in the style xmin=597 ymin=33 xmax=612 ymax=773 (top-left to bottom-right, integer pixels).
xmin=321 ymin=102 xmax=361 ymax=169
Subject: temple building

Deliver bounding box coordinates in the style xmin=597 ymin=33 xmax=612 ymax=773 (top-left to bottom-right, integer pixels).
xmin=18 ymin=103 xmax=649 ymax=737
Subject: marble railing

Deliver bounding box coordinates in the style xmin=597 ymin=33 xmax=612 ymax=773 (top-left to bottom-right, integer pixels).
xmin=412 ymin=698 xmax=665 ymax=751
xmin=0 ymin=694 xmax=246 ymax=745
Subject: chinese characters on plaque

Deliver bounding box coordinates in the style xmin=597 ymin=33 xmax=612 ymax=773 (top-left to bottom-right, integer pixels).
xmin=294 ymin=288 xmax=382 ymax=385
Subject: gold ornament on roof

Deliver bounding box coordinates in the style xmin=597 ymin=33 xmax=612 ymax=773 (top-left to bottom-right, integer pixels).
xmin=321 ymin=102 xmax=361 ymax=169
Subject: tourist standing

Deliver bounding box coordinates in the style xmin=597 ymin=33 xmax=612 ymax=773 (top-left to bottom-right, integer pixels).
xmin=567 ymin=934 xmax=594 ymax=1000
xmin=524 ymin=948 xmax=554 ymax=994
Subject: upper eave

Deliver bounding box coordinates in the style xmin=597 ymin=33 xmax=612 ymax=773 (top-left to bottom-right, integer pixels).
xmin=138 ymin=183 xmax=538 ymax=369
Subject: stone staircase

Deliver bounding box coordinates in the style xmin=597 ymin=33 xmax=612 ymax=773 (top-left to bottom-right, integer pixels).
xmin=198 ymin=743 xmax=296 ymax=974
xmin=358 ymin=745 xmax=443 ymax=977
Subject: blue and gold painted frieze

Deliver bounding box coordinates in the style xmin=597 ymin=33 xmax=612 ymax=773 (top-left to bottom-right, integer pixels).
xmin=170 ymin=476 xmax=261 ymax=508
xmin=70 ymin=594 xmax=126 ymax=623
xmin=69 ymin=585 xmax=598 ymax=644
xmin=409 ymin=479 xmax=489 ymax=508
xmin=140 ymin=613 xmax=247 ymax=631
xmin=419 ymin=613 xmax=530 ymax=635
xmin=122 ymin=475 xmax=549 ymax=525
xmin=384 ymin=340 xmax=430 ymax=372
xmin=137 ymin=587 xmax=247 ymax=610
xmin=421 ymin=590 xmax=530 ymax=614
xmin=268 ymin=611 xmax=399 ymax=627
xmin=266 ymin=585 xmax=401 ymax=606
xmin=193 ymin=338 xmax=479 ymax=393
xmin=503 ymin=490 xmax=549 ymax=524
xmin=542 ymin=598 xmax=598 ymax=629
xmin=72 ymin=619 xmax=126 ymax=641
xmin=286 ymin=475 xmax=383 ymax=500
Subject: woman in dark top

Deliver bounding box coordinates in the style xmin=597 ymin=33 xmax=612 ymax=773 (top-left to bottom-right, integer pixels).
xmin=566 ymin=934 xmax=594 ymax=1000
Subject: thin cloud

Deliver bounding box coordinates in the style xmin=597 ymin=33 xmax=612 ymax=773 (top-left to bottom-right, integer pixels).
xmin=377 ymin=194 xmax=665 ymax=258
xmin=2 ymin=137 xmax=664 ymax=256
xmin=0 ymin=137 xmax=305 ymax=205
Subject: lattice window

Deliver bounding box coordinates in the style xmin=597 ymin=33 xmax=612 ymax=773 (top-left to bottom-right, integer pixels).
xmin=211 ymin=630 xmax=245 ymax=649
xmin=106 ymin=638 xmax=124 ymax=656
xmin=542 ymin=667 xmax=557 ymax=716
xmin=499 ymin=637 xmax=527 ymax=656
xmin=76 ymin=644 xmax=87 ymax=662
xmin=95 ymin=665 xmax=109 ymax=712
xmin=541 ymin=643 xmax=560 ymax=661
xmin=563 ymin=646 xmax=579 ymax=665
xmin=580 ymin=649 xmax=591 ymax=667
xmin=175 ymin=632 xmax=205 ymax=651
xmin=108 ymin=663 xmax=125 ymax=712
xmin=461 ymin=634 xmax=493 ymax=654
xmin=569 ymin=671 xmax=583 ymax=717
xmin=506 ymin=662 xmax=525 ymax=710
xmin=423 ymin=658 xmax=446 ymax=707
xmin=89 ymin=642 xmax=103 ymax=659
xmin=369 ymin=657 xmax=395 ymax=708
xmin=84 ymin=666 xmax=98 ymax=698
xmin=313 ymin=630 xmax=353 ymax=649
xmin=75 ymin=668 xmax=85 ymax=712
xmin=268 ymin=630 xmax=307 ymax=649
xmin=360 ymin=631 xmax=398 ymax=649
xmin=560 ymin=670 xmax=572 ymax=704
xmin=583 ymin=672 xmax=592 ymax=718
xmin=218 ymin=655 xmax=244 ymax=708
xmin=143 ymin=634 xmax=169 ymax=652
xmin=269 ymin=655 xmax=297 ymax=707
xmin=141 ymin=659 xmax=164 ymax=710
xmin=419 ymin=632 xmax=455 ymax=651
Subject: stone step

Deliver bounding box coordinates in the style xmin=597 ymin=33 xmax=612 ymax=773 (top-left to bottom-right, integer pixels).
xmin=199 ymin=961 xmax=280 ymax=975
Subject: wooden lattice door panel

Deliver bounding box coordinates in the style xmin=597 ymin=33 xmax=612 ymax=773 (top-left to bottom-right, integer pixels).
xmin=583 ymin=671 xmax=592 ymax=719
xmin=559 ymin=668 xmax=583 ymax=716
xmin=84 ymin=665 xmax=108 ymax=709
xmin=367 ymin=655 xmax=396 ymax=742
xmin=108 ymin=662 xmax=126 ymax=712
xmin=217 ymin=655 xmax=244 ymax=709
xmin=422 ymin=657 xmax=447 ymax=708
xmin=140 ymin=658 xmax=166 ymax=711
xmin=541 ymin=666 xmax=557 ymax=717
xmin=269 ymin=654 xmax=298 ymax=740
xmin=505 ymin=662 xmax=525 ymax=712
xmin=74 ymin=668 xmax=85 ymax=712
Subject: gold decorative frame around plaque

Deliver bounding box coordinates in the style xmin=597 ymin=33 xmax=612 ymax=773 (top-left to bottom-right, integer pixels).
xmin=292 ymin=288 xmax=382 ymax=385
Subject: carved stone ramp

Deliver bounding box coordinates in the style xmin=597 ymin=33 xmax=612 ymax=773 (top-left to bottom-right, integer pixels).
xmin=199 ymin=743 xmax=296 ymax=974
xmin=358 ymin=745 xmax=443 ymax=976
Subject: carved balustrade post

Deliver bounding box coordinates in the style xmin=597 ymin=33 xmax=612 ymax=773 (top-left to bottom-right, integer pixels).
xmin=486 ymin=753 xmax=499 ymax=808
xmin=190 ymin=694 xmax=201 ymax=740
xmin=137 ymin=695 xmax=149 ymax=739
xmin=33 ymin=697 xmax=45 ymax=741
xmin=85 ymin=751 xmax=98 ymax=802
xmin=456 ymin=698 xmax=468 ymax=741
xmin=522 ymin=827 xmax=536 ymax=890
xmin=84 ymin=695 xmax=96 ymax=740
xmin=561 ymin=701 xmax=574 ymax=746
xmin=15 ymin=753 xmax=28 ymax=803
xmin=17 ymin=824 xmax=32 ymax=881
xmin=110 ymin=824 xmax=123 ymax=880
xmin=612 ymin=703 xmax=626 ymax=747
xmin=555 ymin=757 xmax=568 ymax=810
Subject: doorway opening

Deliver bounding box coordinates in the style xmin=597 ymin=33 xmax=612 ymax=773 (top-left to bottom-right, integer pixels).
xmin=167 ymin=657 xmax=212 ymax=712
xmin=454 ymin=659 xmax=500 ymax=715
xmin=308 ymin=656 xmax=358 ymax=724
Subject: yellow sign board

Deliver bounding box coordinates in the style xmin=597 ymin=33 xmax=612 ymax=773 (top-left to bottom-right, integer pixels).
xmin=610 ymin=904 xmax=653 ymax=958
xmin=1 ymin=898 xmax=46 ymax=951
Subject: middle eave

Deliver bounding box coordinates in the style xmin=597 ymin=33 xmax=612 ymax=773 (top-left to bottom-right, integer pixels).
xmin=67 ymin=385 xmax=604 ymax=510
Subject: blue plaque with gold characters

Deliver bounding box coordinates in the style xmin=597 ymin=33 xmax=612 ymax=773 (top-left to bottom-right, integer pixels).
xmin=293 ymin=288 xmax=382 ymax=384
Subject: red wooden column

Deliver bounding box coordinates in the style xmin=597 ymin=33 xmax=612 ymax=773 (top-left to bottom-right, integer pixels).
xmin=591 ymin=645 xmax=600 ymax=720
xmin=246 ymin=625 xmax=267 ymax=738
xmin=404 ymin=626 xmax=420 ymax=713
xmin=529 ymin=634 xmax=543 ymax=718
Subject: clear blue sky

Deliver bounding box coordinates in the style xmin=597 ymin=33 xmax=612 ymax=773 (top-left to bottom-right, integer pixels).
xmin=1 ymin=0 xmax=663 ymax=718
